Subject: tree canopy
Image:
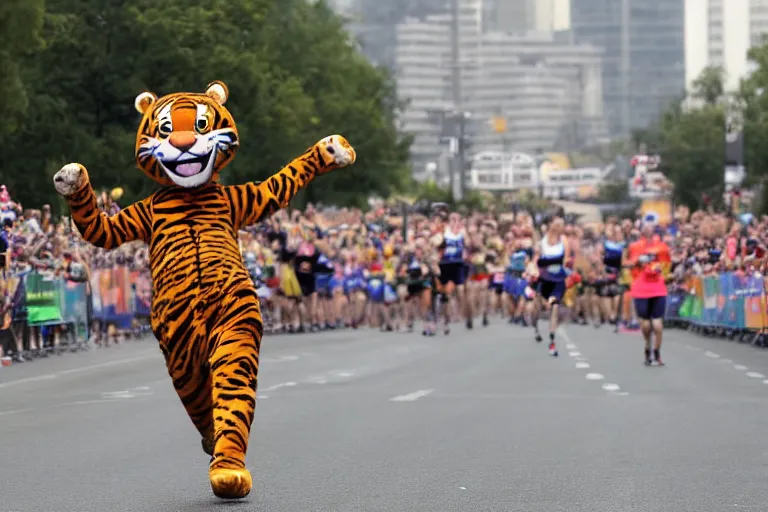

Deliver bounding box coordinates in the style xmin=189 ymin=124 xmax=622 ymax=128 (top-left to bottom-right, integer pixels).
xmin=636 ymin=48 xmax=768 ymax=212
xmin=0 ymin=0 xmax=411 ymax=213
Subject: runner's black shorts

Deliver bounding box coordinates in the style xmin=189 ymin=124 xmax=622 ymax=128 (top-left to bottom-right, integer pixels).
xmin=633 ymin=296 xmax=666 ymax=320
xmin=536 ymin=279 xmax=565 ymax=303
xmin=439 ymin=262 xmax=466 ymax=286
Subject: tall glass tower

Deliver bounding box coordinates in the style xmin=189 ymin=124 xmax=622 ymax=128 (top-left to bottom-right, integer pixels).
xmin=571 ymin=0 xmax=685 ymax=135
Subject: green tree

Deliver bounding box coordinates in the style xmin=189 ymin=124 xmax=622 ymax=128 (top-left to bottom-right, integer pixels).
xmin=656 ymin=99 xmax=725 ymax=208
xmin=0 ymin=0 xmax=44 ymax=136
xmin=0 ymin=0 xmax=411 ymax=213
xmin=741 ymin=42 xmax=768 ymax=186
xmin=691 ymin=66 xmax=725 ymax=105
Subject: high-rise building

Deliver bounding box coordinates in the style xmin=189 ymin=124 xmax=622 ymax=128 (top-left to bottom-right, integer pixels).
xmin=395 ymin=0 xmax=607 ymax=179
xmin=571 ymin=0 xmax=685 ymax=135
xmin=685 ymin=0 xmax=768 ymax=92
xmin=485 ymin=0 xmax=571 ymax=33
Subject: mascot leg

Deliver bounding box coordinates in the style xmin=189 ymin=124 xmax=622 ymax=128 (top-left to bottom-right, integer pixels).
xmin=207 ymin=290 xmax=262 ymax=500
xmin=160 ymin=330 xmax=216 ymax=456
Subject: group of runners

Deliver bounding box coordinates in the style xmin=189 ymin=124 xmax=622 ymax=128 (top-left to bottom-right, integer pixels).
xmin=244 ymin=205 xmax=672 ymax=366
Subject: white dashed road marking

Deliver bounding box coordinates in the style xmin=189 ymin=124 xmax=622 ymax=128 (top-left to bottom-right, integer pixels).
xmin=390 ymin=389 xmax=434 ymax=402
xmin=0 ymin=355 xmax=156 ymax=389
xmin=561 ymin=328 xmax=625 ymax=395
xmin=746 ymin=372 xmax=765 ymax=379
xmin=704 ymin=351 xmax=720 ymax=358
xmin=260 ymin=382 xmax=297 ymax=393
xmin=734 ymin=365 xmax=748 ymax=371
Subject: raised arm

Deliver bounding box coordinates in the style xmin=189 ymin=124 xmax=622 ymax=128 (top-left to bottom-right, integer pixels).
xmin=224 ymin=135 xmax=355 ymax=230
xmin=53 ymin=163 xmax=152 ymax=250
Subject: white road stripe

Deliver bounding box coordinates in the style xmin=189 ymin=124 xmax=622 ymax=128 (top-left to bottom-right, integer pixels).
xmin=568 ymin=351 xmax=581 ymax=357
xmin=704 ymin=351 xmax=720 ymax=358
xmin=260 ymin=382 xmax=297 ymax=392
xmin=602 ymin=383 xmax=620 ymax=391
xmin=734 ymin=365 xmax=748 ymax=371
xmin=0 ymin=408 xmax=35 ymax=416
xmin=746 ymin=372 xmax=765 ymax=379
xmin=575 ymin=362 xmax=590 ymax=369
xmin=389 ymin=389 xmax=434 ymax=402
xmin=0 ymin=355 xmax=157 ymax=389
xmin=585 ymin=373 xmax=604 ymax=381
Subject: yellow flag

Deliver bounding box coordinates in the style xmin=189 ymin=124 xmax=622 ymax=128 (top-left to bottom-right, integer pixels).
xmin=492 ymin=116 xmax=507 ymax=133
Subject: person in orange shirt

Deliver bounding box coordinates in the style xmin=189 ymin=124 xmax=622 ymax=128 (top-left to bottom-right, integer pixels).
xmin=627 ymin=223 xmax=671 ymax=366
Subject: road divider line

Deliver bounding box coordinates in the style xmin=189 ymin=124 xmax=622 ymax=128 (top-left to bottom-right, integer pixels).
xmin=561 ymin=327 xmax=626 ymax=394
xmin=0 ymin=408 xmax=35 ymax=416
xmin=0 ymin=355 xmax=157 ymax=389
xmin=260 ymin=382 xmax=297 ymax=393
xmin=389 ymin=389 xmax=434 ymax=402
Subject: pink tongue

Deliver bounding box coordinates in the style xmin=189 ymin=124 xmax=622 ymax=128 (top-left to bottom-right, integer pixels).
xmin=175 ymin=162 xmax=202 ymax=176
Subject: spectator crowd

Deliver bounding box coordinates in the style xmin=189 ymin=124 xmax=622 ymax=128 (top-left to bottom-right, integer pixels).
xmin=2 ymin=180 xmax=768 ymax=367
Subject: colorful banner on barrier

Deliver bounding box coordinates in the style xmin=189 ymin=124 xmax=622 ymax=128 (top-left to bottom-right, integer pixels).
xmin=90 ymin=267 xmax=143 ymax=328
xmin=670 ymin=273 xmax=767 ymax=330
xmin=26 ymin=272 xmax=64 ymax=326
xmin=4 ymin=266 xmax=151 ymax=333
xmin=131 ymin=270 xmax=151 ymax=317
xmin=62 ymin=280 xmax=89 ymax=338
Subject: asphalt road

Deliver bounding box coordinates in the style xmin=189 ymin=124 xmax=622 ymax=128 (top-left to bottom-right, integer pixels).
xmin=1 ymin=322 xmax=767 ymax=511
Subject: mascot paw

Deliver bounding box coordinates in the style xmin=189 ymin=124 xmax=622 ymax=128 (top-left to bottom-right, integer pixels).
xmin=317 ymin=135 xmax=356 ymax=172
xmin=209 ymin=467 xmax=253 ymax=500
xmin=53 ymin=163 xmax=88 ymax=196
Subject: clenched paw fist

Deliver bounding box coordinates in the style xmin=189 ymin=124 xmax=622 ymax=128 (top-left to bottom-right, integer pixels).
xmin=54 ymin=163 xmax=88 ymax=197
xmin=317 ymin=135 xmax=356 ymax=173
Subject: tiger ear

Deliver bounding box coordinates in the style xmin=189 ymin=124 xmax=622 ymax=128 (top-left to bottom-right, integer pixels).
xmin=134 ymin=92 xmax=157 ymax=114
xmin=206 ymin=81 xmax=229 ymax=105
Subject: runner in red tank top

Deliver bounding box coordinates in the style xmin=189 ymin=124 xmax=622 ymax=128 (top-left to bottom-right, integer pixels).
xmin=627 ymin=223 xmax=671 ymax=366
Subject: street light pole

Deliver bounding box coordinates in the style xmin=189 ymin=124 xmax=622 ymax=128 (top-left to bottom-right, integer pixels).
xmin=450 ymin=0 xmax=466 ymax=202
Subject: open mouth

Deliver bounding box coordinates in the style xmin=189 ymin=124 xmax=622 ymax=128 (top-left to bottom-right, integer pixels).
xmin=161 ymin=151 xmax=214 ymax=177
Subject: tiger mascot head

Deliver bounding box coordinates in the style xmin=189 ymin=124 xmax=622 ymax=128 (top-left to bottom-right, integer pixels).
xmin=133 ymin=81 xmax=239 ymax=188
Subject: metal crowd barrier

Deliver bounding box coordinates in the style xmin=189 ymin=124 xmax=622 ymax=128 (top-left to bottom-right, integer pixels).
xmin=0 ymin=266 xmax=152 ymax=356
xmin=664 ymin=272 xmax=768 ymax=346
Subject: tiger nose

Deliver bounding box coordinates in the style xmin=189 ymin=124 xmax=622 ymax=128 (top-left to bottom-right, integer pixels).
xmin=168 ymin=131 xmax=197 ymax=152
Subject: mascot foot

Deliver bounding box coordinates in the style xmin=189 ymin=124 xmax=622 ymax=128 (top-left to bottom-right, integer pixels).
xmin=209 ymin=467 xmax=252 ymax=500
xmin=201 ymin=437 xmax=214 ymax=456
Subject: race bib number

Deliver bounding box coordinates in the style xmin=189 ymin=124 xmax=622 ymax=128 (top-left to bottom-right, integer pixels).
xmin=493 ymin=273 xmax=505 ymax=284
xmin=546 ymin=265 xmax=562 ymax=274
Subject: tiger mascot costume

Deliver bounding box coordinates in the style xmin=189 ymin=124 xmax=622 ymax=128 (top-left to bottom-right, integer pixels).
xmin=53 ymin=81 xmax=356 ymax=499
